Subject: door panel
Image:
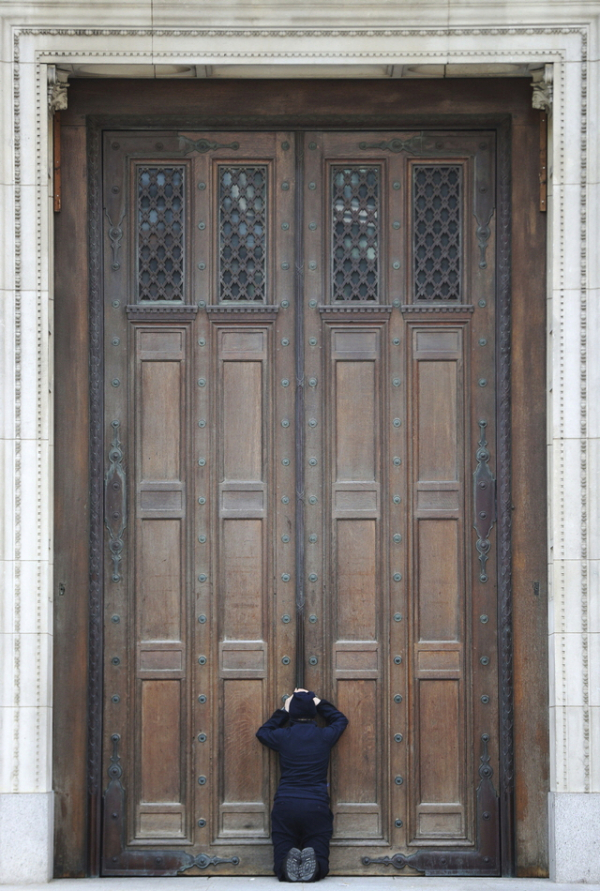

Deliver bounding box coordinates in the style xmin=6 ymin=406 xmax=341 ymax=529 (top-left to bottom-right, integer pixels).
xmin=101 ymin=128 xmax=500 ymax=875
xmin=131 ymin=316 xmax=192 ymax=845
xmin=324 ymin=319 xmax=387 ymax=843
xmin=411 ymin=328 xmax=470 ymax=846
xmin=215 ymin=320 xmax=274 ymax=842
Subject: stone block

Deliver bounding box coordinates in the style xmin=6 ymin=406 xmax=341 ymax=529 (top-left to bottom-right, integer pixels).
xmin=0 ymin=792 xmax=53 ymax=883
xmin=549 ymin=791 xmax=600 ymax=882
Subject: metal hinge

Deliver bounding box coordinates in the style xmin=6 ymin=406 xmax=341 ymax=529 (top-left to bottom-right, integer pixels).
xmin=473 ymin=420 xmax=496 ymax=584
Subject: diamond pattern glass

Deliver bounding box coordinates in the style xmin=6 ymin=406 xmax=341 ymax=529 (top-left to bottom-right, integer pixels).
xmin=331 ymin=166 xmax=379 ymax=302
xmin=137 ymin=166 xmax=185 ymax=302
xmin=413 ymin=165 xmax=462 ymax=301
xmin=219 ymin=166 xmax=267 ymax=302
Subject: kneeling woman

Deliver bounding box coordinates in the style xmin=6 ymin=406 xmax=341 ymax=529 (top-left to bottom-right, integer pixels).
xmin=256 ymin=688 xmax=348 ymax=883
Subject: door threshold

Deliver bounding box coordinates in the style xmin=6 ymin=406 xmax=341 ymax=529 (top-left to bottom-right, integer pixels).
xmin=13 ymin=879 xmax=592 ymax=890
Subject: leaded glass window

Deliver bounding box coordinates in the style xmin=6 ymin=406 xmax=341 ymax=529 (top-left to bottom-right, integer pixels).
xmin=219 ymin=166 xmax=267 ymax=302
xmin=413 ymin=165 xmax=462 ymax=301
xmin=137 ymin=166 xmax=185 ymax=302
xmin=331 ymin=166 xmax=379 ymax=302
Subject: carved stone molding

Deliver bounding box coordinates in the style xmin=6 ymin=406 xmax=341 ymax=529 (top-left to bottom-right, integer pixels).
xmin=531 ymin=64 xmax=553 ymax=113
xmin=47 ymin=64 xmax=69 ymax=113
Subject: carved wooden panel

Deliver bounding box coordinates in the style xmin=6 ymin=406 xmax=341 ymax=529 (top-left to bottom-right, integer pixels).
xmin=132 ymin=324 xmax=191 ymax=843
xmin=215 ymin=324 xmax=271 ymax=838
xmin=99 ymin=320 xmax=197 ymax=848
xmin=326 ymin=322 xmax=386 ymax=841
xmin=409 ymin=326 xmax=469 ymax=843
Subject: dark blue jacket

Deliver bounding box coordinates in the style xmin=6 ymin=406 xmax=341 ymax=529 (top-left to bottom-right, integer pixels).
xmin=256 ymin=699 xmax=348 ymax=802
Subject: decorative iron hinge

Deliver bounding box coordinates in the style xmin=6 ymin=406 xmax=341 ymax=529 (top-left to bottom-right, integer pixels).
xmin=359 ymin=133 xmax=425 ymax=155
xmin=362 ymin=852 xmax=425 ymax=872
xmin=178 ymin=135 xmax=240 ymax=154
xmin=178 ymin=853 xmax=240 ymax=873
xmin=473 ymin=420 xmax=496 ymax=583
xmin=105 ymin=420 xmax=127 ymax=582
xmin=107 ymin=732 xmax=123 ymax=780
xmin=474 ymin=214 xmax=493 ymax=270
xmin=105 ymin=209 xmax=126 ymax=270
xmin=473 ymin=142 xmax=495 ymax=270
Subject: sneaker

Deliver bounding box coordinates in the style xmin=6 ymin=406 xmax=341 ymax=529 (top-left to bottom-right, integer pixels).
xmin=299 ymin=846 xmax=318 ymax=882
xmin=283 ymin=847 xmax=302 ymax=882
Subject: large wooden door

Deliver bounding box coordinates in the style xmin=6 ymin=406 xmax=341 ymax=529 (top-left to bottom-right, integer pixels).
xmin=101 ymin=127 xmax=500 ymax=876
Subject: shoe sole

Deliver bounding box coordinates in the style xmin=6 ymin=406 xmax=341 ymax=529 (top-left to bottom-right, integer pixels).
xmin=299 ymin=846 xmax=318 ymax=882
xmin=284 ymin=847 xmax=302 ymax=882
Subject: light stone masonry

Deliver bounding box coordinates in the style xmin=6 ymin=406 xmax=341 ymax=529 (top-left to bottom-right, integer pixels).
xmin=0 ymin=0 xmax=599 ymax=882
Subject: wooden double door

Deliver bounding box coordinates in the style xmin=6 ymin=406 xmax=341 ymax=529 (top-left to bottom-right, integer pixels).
xmin=101 ymin=128 xmax=502 ymax=876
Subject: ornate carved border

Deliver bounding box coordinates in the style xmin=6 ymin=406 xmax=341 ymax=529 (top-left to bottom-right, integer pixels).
xmin=578 ymin=32 xmax=590 ymax=793
xmin=495 ymin=116 xmax=514 ymax=875
xmin=86 ymin=116 xmax=104 ymax=878
xmin=28 ymin=27 xmax=580 ymax=40
xmin=10 ymin=27 xmax=23 ymax=794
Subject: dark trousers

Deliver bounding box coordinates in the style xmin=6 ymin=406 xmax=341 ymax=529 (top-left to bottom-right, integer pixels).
xmin=271 ymin=797 xmax=334 ymax=882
